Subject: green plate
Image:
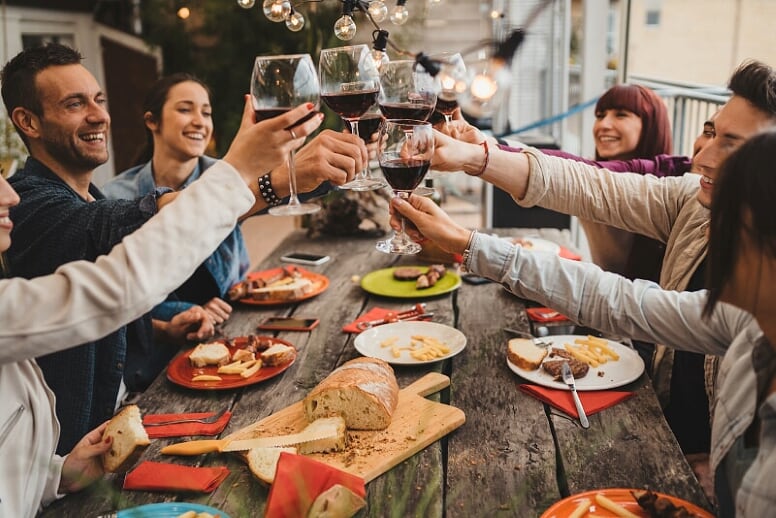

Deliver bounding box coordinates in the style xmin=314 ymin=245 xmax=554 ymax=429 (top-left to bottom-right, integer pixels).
xmin=360 ymin=267 xmax=461 ymax=298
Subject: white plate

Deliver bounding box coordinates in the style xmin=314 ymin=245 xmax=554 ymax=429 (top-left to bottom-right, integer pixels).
xmin=499 ymin=235 xmax=562 ymax=254
xmin=354 ymin=321 xmax=467 ymax=365
xmin=506 ymin=335 xmax=645 ymax=391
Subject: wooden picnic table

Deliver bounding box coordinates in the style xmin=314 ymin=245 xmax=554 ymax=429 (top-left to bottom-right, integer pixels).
xmin=43 ymin=228 xmax=712 ymax=517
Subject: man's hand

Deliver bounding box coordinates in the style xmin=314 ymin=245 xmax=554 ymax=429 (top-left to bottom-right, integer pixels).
xmin=202 ymin=297 xmax=232 ymax=325
xmin=389 ymin=195 xmax=472 ymax=255
xmin=154 ymin=306 xmax=215 ymax=345
xmin=277 ymin=129 xmax=368 ymax=192
xmin=59 ymin=422 xmax=111 ymax=494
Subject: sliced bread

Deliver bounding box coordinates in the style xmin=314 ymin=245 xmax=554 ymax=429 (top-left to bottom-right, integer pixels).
xmin=303 ymin=357 xmax=399 ymax=430
xmin=506 ymin=338 xmax=548 ymax=371
xmin=189 ymin=341 xmax=231 ymax=368
xmin=102 ymin=404 xmax=150 ymax=473
xmin=246 ymin=446 xmax=298 ymax=484
xmin=249 ymin=277 xmax=313 ymax=301
xmin=296 ymin=416 xmax=348 ymax=454
xmin=260 ymin=343 xmax=295 ymax=366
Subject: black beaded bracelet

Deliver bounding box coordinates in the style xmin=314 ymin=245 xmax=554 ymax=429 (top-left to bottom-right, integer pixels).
xmin=257 ymin=173 xmax=283 ymax=207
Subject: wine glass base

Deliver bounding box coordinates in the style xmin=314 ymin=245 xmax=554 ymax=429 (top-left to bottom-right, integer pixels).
xmin=268 ymin=202 xmax=321 ymax=216
xmin=340 ymin=177 xmax=387 ymax=191
xmin=413 ymin=186 xmax=436 ymax=197
xmin=375 ymin=239 xmax=422 ymax=255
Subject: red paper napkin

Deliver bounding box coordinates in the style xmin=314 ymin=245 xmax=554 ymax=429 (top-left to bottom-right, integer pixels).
xmin=559 ymin=247 xmax=582 ymax=261
xmin=142 ymin=411 xmax=232 ymax=438
xmin=123 ymin=461 xmax=229 ymax=493
xmin=518 ymin=384 xmax=634 ymax=418
xmin=342 ymin=307 xmax=394 ymax=333
xmin=526 ymin=307 xmax=570 ymax=323
xmin=265 ymin=452 xmax=366 ymax=518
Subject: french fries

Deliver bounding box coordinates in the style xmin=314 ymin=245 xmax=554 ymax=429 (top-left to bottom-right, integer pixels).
xmin=217 ymin=358 xmax=262 ymax=377
xmin=240 ymin=359 xmax=262 ymax=378
xmin=594 ymin=493 xmax=639 ymax=518
xmin=568 ymin=498 xmax=591 ymax=518
xmin=191 ymin=374 xmax=222 ymax=382
xmin=563 ymin=335 xmax=620 ymax=368
xmin=378 ymin=335 xmax=451 ymax=361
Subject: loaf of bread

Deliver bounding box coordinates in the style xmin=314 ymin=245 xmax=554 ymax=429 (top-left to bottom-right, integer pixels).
xmin=189 ymin=342 xmax=231 ymax=367
xmin=246 ymin=446 xmax=298 ymax=484
xmin=102 ymin=404 xmax=150 ymax=473
xmin=506 ymin=338 xmax=548 ymax=370
xmin=303 ymin=357 xmax=399 ymax=430
xmin=249 ymin=277 xmax=313 ymax=300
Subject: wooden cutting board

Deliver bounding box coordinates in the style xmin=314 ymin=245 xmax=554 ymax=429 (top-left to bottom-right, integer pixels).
xmin=225 ymin=372 xmax=465 ymax=482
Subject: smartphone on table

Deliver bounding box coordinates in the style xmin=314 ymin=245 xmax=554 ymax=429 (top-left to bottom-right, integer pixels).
xmin=280 ymin=252 xmax=331 ymax=266
xmin=257 ymin=316 xmax=320 ymax=332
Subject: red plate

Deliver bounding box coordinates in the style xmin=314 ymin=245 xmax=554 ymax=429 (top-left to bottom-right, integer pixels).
xmin=236 ymin=266 xmax=329 ymax=306
xmin=541 ymin=488 xmax=713 ymax=517
xmin=166 ymin=336 xmax=296 ymax=390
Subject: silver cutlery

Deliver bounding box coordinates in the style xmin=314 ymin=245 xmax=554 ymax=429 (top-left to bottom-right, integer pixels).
xmin=143 ymin=407 xmax=228 ymax=427
xmin=502 ymin=327 xmax=553 ymax=348
xmin=561 ymin=361 xmax=589 ymax=429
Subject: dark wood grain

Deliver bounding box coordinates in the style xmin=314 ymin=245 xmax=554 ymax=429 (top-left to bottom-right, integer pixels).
xmin=43 ymin=228 xmax=711 ymax=517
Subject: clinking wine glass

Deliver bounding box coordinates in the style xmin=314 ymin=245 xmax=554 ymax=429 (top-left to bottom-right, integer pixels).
xmin=425 ymin=52 xmax=467 ymax=128
xmin=376 ymin=119 xmax=434 ymax=255
xmin=251 ymin=53 xmax=321 ymax=216
xmin=319 ymin=44 xmax=386 ymax=191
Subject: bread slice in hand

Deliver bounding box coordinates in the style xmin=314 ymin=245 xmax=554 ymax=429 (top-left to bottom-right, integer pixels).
xmin=189 ymin=341 xmax=231 ymax=367
xmin=102 ymin=404 xmax=150 ymax=473
xmin=246 ymin=446 xmax=298 ymax=484
xmin=506 ymin=338 xmax=548 ymax=371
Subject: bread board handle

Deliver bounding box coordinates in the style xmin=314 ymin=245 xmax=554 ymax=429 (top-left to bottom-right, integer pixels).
xmin=401 ymin=372 xmax=450 ymax=397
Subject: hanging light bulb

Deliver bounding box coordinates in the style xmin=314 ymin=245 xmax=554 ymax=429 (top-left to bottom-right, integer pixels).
xmin=458 ymin=58 xmax=511 ymax=120
xmin=389 ymin=0 xmax=409 ymax=25
xmin=367 ymin=0 xmax=388 ymax=23
xmin=237 ymin=0 xmax=255 ymax=8
xmin=263 ymin=0 xmax=290 ymax=23
xmin=285 ymin=8 xmax=305 ymax=31
xmin=334 ymin=15 xmax=357 ymax=40
xmin=176 ymin=6 xmax=190 ymax=19
xmin=364 ymin=29 xmax=390 ymax=76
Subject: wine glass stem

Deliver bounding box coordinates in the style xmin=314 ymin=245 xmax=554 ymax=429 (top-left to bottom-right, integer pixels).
xmin=350 ymin=120 xmax=369 ymax=180
xmin=286 ymin=149 xmax=301 ymax=207
xmin=397 ymin=191 xmax=410 ymax=242
xmin=443 ymin=114 xmax=452 ymax=131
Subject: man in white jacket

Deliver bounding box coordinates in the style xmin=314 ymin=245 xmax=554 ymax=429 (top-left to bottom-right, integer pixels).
xmin=0 ymin=77 xmax=325 ymax=518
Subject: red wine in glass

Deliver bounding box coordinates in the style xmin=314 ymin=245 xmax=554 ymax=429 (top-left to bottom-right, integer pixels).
xmin=435 ymin=96 xmax=459 ymax=116
xmin=321 ymin=89 xmax=379 ymax=119
xmin=380 ymin=158 xmax=430 ymax=192
xmin=378 ymin=102 xmax=434 ymax=121
xmin=345 ymin=113 xmax=383 ymax=144
xmin=254 ymin=108 xmax=319 ymax=127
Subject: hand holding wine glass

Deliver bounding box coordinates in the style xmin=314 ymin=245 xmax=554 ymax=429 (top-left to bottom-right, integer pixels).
xmin=251 ymin=53 xmax=321 ymax=216
xmin=376 ymin=120 xmax=434 ymax=255
xmin=319 ymin=45 xmax=385 ymax=191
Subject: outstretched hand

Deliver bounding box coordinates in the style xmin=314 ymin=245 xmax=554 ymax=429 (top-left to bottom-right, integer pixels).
xmin=389 ymin=195 xmax=472 ymax=255
xmin=287 ymin=129 xmax=368 ymax=191
xmin=59 ymin=422 xmax=111 ymax=494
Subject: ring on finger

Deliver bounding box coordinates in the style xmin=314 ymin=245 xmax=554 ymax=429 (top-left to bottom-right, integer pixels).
xmin=288 ymin=128 xmax=298 ymax=139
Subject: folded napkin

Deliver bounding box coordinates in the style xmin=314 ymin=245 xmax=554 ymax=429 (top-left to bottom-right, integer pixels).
xmin=142 ymin=411 xmax=232 ymax=438
xmin=123 ymin=461 xmax=229 ymax=493
xmin=265 ymin=452 xmax=366 ymax=518
xmin=342 ymin=307 xmax=394 ymax=334
xmin=518 ymin=384 xmax=634 ymax=419
xmin=559 ymin=247 xmax=582 ymax=261
xmin=526 ymin=307 xmax=570 ymax=323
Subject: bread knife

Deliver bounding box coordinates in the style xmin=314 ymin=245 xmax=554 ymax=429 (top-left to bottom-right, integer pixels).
xmin=160 ymin=428 xmax=338 ymax=455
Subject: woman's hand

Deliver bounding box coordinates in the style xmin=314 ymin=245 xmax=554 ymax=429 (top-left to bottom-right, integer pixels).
xmin=223 ymin=97 xmax=324 ymax=184
xmin=431 ymin=129 xmax=488 ymax=175
xmin=389 ymin=195 xmax=472 ymax=255
xmin=59 ymin=422 xmax=111 ymax=494
xmin=202 ymin=297 xmax=232 ymax=325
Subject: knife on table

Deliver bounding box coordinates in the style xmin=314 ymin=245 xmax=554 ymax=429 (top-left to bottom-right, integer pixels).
xmin=561 ymin=361 xmax=589 ymax=429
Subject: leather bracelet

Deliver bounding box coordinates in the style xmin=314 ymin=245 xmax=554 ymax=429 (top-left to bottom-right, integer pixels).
xmin=257 ymin=173 xmax=283 ymax=207
xmin=469 ymin=141 xmax=489 ymax=177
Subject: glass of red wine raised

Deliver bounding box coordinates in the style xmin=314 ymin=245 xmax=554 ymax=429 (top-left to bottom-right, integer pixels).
xmin=319 ymin=45 xmax=385 ymax=191
xmin=251 ymin=54 xmax=321 ymax=215
xmin=376 ymin=120 xmax=434 ymax=255
xmin=428 ymin=52 xmax=467 ymax=128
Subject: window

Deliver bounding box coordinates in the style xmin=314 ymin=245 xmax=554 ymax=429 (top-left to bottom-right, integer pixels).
xmin=21 ymin=34 xmax=75 ymax=49
xmin=645 ymin=9 xmax=661 ymax=26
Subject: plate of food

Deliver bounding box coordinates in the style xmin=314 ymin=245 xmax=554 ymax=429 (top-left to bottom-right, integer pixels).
xmin=360 ymin=265 xmax=461 ymax=298
xmin=354 ymin=321 xmax=467 ymax=365
xmin=500 ymin=235 xmax=562 ymax=254
xmin=506 ymin=335 xmax=644 ymax=390
xmin=118 ymin=502 xmax=230 ymax=518
xmin=228 ymin=266 xmax=329 ymax=306
xmin=541 ymin=488 xmax=714 ymax=518
xmin=167 ymin=335 xmax=296 ymax=390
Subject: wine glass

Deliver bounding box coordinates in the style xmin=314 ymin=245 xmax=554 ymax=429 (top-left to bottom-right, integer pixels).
xmin=251 ymin=54 xmax=321 ymax=215
xmin=424 ymin=52 xmax=467 ymax=128
xmin=376 ymin=120 xmax=434 ymax=255
xmin=319 ymin=45 xmax=386 ymax=191
xmin=377 ymin=60 xmax=437 ymax=122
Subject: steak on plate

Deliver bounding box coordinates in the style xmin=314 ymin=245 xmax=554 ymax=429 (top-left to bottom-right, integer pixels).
xmin=541 ymin=349 xmax=589 ymax=380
